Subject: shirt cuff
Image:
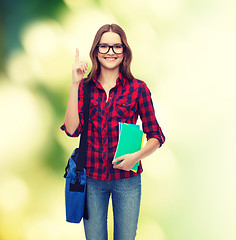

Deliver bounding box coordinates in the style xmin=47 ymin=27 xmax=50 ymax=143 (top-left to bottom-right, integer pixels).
xmin=60 ymin=123 xmax=82 ymax=137
xmin=146 ymin=133 xmax=165 ymax=147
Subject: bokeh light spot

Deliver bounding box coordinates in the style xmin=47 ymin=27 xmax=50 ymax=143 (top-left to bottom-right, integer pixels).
xmin=0 ymin=176 xmax=29 ymax=213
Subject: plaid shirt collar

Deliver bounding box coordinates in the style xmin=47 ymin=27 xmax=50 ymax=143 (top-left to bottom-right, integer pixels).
xmin=92 ymin=72 xmax=126 ymax=88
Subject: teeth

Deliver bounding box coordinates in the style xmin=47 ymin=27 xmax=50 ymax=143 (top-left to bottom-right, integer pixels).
xmin=105 ymin=58 xmax=116 ymax=61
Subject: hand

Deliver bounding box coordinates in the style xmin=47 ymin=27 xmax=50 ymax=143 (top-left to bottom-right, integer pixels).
xmin=72 ymin=48 xmax=88 ymax=85
xmin=112 ymin=153 xmax=139 ymax=171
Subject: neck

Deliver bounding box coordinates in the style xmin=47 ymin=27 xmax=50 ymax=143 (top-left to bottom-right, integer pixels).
xmin=98 ymin=67 xmax=120 ymax=85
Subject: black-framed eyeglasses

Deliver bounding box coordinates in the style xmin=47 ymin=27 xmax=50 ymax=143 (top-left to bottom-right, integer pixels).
xmin=97 ymin=43 xmax=125 ymax=54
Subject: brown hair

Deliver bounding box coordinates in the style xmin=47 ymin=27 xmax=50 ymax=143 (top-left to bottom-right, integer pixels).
xmin=86 ymin=24 xmax=134 ymax=82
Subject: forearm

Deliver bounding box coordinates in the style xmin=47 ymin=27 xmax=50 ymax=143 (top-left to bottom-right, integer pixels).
xmin=64 ymin=83 xmax=80 ymax=134
xmin=134 ymin=138 xmax=160 ymax=161
xmin=112 ymin=138 xmax=161 ymax=171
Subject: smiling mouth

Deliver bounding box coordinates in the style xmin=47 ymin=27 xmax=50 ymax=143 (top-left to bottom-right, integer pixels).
xmin=104 ymin=57 xmax=117 ymax=61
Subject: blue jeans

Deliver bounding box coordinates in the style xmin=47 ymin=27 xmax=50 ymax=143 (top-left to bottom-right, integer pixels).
xmin=83 ymin=174 xmax=141 ymax=240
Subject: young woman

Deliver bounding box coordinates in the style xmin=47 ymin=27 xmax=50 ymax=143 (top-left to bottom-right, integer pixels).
xmin=61 ymin=24 xmax=165 ymax=240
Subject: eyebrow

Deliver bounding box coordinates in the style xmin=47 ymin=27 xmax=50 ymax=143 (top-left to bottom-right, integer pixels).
xmin=99 ymin=43 xmax=122 ymax=45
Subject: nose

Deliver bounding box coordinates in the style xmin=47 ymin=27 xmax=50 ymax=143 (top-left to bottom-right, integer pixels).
xmin=107 ymin=46 xmax=114 ymax=55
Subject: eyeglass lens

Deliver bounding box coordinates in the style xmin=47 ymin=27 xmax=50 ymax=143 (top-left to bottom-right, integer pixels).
xmin=98 ymin=44 xmax=124 ymax=54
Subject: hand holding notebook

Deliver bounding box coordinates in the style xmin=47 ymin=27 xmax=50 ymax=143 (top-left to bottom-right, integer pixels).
xmin=112 ymin=123 xmax=145 ymax=172
xmin=113 ymin=153 xmax=140 ymax=172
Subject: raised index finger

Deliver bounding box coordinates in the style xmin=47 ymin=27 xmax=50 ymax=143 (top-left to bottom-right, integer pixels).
xmin=75 ymin=48 xmax=79 ymax=62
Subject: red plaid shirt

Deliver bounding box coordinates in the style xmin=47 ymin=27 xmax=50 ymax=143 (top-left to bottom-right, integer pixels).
xmin=61 ymin=74 xmax=165 ymax=180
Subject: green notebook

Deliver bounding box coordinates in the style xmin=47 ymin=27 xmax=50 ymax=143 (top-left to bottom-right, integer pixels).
xmin=113 ymin=122 xmax=145 ymax=172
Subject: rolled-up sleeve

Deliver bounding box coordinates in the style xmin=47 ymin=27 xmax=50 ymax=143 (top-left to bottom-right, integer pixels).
xmin=60 ymin=81 xmax=84 ymax=137
xmin=60 ymin=119 xmax=83 ymax=137
xmin=137 ymin=82 xmax=165 ymax=146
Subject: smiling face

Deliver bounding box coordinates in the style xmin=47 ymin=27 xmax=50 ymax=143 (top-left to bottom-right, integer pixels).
xmin=97 ymin=32 xmax=124 ymax=72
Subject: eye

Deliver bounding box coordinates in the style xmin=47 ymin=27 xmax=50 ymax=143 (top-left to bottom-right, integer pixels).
xmin=114 ymin=44 xmax=123 ymax=48
xmin=100 ymin=44 xmax=108 ymax=48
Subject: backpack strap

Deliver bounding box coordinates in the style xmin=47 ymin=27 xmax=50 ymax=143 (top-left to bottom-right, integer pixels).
xmin=75 ymin=80 xmax=91 ymax=173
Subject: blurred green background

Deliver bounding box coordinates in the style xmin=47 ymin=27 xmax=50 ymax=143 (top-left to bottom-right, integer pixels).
xmin=0 ymin=0 xmax=236 ymax=239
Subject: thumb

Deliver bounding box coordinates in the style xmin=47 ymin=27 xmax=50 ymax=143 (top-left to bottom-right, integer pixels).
xmin=112 ymin=156 xmax=123 ymax=163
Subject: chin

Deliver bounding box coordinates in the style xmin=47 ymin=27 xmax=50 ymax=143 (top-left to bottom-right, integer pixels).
xmin=100 ymin=62 xmax=122 ymax=70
